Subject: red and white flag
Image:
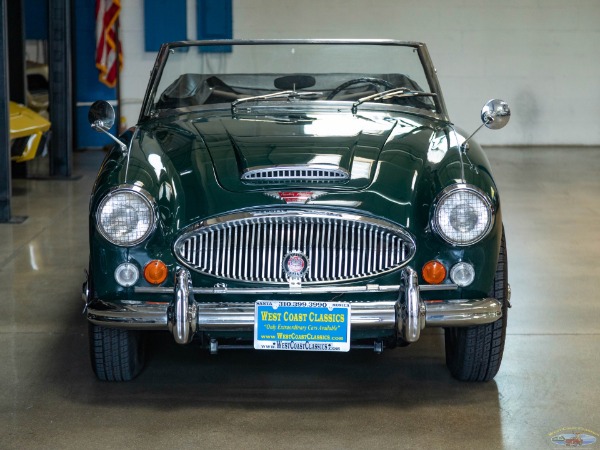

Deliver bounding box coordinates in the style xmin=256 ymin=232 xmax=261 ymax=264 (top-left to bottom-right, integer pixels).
xmin=95 ymin=0 xmax=122 ymax=88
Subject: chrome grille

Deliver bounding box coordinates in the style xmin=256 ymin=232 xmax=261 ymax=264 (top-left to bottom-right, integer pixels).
xmin=241 ymin=166 xmax=349 ymax=183
xmin=175 ymin=211 xmax=415 ymax=284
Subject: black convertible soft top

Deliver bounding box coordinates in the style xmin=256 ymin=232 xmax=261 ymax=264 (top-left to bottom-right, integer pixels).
xmin=157 ymin=72 xmax=428 ymax=109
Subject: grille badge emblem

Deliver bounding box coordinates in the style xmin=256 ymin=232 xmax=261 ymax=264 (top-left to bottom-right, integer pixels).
xmin=282 ymin=251 xmax=309 ymax=287
xmin=264 ymin=191 xmax=326 ymax=204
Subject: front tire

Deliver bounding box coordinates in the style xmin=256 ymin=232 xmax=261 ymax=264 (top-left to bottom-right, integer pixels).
xmin=88 ymin=323 xmax=146 ymax=381
xmin=444 ymin=229 xmax=508 ymax=382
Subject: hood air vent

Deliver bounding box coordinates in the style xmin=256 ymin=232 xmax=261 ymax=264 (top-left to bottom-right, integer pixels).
xmin=241 ymin=165 xmax=349 ymax=183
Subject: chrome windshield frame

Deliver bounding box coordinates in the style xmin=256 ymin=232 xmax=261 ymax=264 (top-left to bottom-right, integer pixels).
xmin=139 ymin=39 xmax=449 ymax=123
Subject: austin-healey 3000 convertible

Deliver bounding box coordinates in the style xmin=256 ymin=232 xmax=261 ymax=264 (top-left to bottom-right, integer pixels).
xmin=83 ymin=39 xmax=511 ymax=382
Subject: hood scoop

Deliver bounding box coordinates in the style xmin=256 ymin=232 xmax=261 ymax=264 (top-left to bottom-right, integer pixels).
xmin=241 ymin=165 xmax=349 ymax=183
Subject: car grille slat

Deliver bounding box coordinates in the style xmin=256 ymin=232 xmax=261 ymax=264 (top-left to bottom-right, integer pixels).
xmin=176 ymin=212 xmax=415 ymax=284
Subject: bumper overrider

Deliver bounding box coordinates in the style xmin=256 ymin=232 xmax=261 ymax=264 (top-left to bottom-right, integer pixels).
xmin=84 ymin=267 xmax=502 ymax=346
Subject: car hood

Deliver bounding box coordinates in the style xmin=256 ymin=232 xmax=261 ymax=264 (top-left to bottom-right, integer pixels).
xmin=105 ymin=108 xmax=486 ymax=233
xmin=191 ymin=111 xmax=398 ymax=191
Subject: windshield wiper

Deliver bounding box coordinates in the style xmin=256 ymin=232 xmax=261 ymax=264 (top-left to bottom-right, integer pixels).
xmin=351 ymin=88 xmax=437 ymax=113
xmin=231 ymin=90 xmax=322 ymax=112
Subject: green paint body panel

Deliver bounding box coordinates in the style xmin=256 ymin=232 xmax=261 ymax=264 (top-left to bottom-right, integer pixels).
xmin=89 ymin=105 xmax=502 ymax=324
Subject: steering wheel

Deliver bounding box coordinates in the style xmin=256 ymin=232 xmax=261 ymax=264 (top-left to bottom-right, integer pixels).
xmin=326 ymin=77 xmax=394 ymax=100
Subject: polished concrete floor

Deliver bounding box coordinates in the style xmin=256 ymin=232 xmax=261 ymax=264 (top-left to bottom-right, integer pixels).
xmin=1 ymin=147 xmax=599 ymax=449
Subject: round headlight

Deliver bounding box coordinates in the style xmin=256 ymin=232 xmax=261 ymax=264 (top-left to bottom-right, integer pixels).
xmin=433 ymin=185 xmax=493 ymax=245
xmin=96 ymin=187 xmax=155 ymax=246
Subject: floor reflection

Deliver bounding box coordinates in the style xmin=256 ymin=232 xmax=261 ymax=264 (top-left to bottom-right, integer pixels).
xmin=2 ymin=148 xmax=600 ymax=449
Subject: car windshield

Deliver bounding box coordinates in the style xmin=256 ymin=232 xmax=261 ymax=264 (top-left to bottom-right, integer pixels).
xmin=148 ymin=41 xmax=440 ymax=115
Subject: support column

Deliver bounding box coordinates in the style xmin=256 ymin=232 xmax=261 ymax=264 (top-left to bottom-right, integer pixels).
xmin=48 ymin=0 xmax=73 ymax=178
xmin=0 ymin=0 xmax=12 ymax=222
xmin=7 ymin=0 xmax=25 ymax=105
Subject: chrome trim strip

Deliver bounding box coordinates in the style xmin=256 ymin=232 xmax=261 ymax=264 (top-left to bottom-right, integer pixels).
xmin=195 ymin=301 xmax=398 ymax=331
xmin=87 ymin=298 xmax=501 ymax=331
xmin=187 ymin=210 xmax=411 ymax=239
xmin=134 ymin=283 xmax=458 ymax=295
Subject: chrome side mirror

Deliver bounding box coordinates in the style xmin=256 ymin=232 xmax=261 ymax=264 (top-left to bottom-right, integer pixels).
xmin=461 ymin=99 xmax=511 ymax=151
xmin=88 ymin=100 xmax=116 ymax=131
xmin=481 ymin=99 xmax=510 ymax=130
xmin=88 ymin=100 xmax=127 ymax=153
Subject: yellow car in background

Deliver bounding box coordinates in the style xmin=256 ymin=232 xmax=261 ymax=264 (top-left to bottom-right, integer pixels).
xmin=9 ymin=101 xmax=51 ymax=163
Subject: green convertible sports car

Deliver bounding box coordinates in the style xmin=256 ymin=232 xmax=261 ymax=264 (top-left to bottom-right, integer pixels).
xmin=83 ymin=40 xmax=511 ymax=382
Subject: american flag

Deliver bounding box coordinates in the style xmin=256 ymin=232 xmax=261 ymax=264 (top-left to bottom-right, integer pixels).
xmin=95 ymin=0 xmax=122 ymax=88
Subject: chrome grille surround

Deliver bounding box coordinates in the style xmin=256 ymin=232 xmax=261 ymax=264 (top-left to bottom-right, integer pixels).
xmin=241 ymin=165 xmax=349 ymax=183
xmin=174 ymin=210 xmax=416 ymax=284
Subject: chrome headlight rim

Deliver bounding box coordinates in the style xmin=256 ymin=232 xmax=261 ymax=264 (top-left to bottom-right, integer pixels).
xmin=95 ymin=184 xmax=157 ymax=247
xmin=432 ymin=183 xmax=495 ymax=246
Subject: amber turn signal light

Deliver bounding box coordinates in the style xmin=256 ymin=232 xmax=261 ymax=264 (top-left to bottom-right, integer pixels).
xmin=144 ymin=260 xmax=168 ymax=285
xmin=422 ymin=260 xmax=447 ymax=284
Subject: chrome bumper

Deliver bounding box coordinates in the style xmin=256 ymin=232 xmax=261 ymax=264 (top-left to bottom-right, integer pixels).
xmin=85 ymin=268 xmax=502 ymax=345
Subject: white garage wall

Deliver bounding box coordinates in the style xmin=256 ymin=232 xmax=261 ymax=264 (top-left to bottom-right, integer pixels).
xmin=119 ymin=0 xmax=600 ymax=146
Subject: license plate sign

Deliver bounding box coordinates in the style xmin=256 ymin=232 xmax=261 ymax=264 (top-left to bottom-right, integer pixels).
xmin=254 ymin=301 xmax=351 ymax=352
